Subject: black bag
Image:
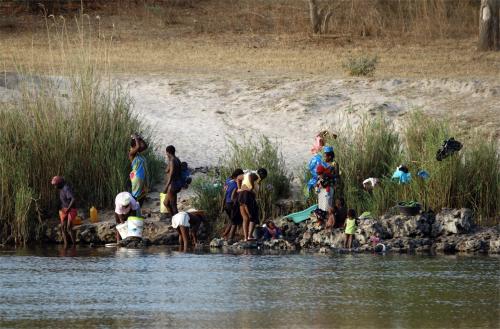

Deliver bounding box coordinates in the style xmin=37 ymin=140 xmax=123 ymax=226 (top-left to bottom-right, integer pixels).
xmin=436 ymin=138 xmax=462 ymax=161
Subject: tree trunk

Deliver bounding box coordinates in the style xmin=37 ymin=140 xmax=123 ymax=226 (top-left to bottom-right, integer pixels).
xmin=478 ymin=0 xmax=500 ymax=51
xmin=308 ymin=0 xmax=321 ymax=34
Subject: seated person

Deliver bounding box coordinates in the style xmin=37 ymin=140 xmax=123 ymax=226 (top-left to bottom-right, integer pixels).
xmin=262 ymin=221 xmax=283 ymax=240
xmin=114 ymin=192 xmax=141 ymax=243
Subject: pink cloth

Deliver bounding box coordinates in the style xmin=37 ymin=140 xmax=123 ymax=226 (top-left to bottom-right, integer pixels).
xmin=310 ymin=135 xmax=325 ymax=154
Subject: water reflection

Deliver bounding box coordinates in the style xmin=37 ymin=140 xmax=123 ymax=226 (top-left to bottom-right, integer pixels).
xmin=0 ymin=246 xmax=498 ymax=329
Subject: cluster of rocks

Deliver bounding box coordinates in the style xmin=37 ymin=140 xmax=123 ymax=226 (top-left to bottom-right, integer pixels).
xmin=209 ymin=208 xmax=500 ymax=254
xmin=44 ymin=220 xmax=180 ymax=246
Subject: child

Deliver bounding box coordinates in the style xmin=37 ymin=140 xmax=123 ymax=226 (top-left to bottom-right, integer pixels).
xmin=262 ymin=221 xmax=283 ymax=240
xmin=344 ymin=209 xmax=357 ymax=249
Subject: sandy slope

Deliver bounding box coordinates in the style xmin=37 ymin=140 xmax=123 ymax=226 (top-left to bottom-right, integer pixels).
xmin=122 ymin=75 xmax=500 ymax=170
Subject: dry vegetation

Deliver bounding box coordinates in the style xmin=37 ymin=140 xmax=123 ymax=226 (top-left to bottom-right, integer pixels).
xmin=1 ymin=0 xmax=499 ymax=77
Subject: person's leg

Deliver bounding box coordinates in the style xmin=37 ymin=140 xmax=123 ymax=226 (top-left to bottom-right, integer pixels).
xmin=67 ymin=219 xmax=75 ymax=245
xmin=179 ymin=226 xmax=189 ymax=251
xmin=60 ymin=218 xmax=68 ymax=248
xmin=240 ymin=205 xmax=250 ymax=241
xmin=167 ymin=187 xmax=179 ymax=215
xmin=347 ymin=235 xmax=353 ymax=249
xmin=248 ymin=221 xmax=256 ymax=240
xmin=228 ymin=225 xmax=236 ymax=241
xmin=115 ymin=213 xmax=122 ymax=243
xmin=344 ymin=233 xmax=348 ymax=248
xmin=177 ymin=227 xmax=183 ymax=246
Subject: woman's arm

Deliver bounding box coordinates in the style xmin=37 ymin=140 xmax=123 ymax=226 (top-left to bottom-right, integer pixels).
xmin=128 ymin=135 xmax=141 ymax=162
xmin=163 ymin=158 xmax=173 ymax=193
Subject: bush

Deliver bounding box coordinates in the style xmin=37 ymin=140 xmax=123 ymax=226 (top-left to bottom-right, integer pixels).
xmin=307 ymin=112 xmax=499 ymax=224
xmin=342 ymin=55 xmax=378 ymax=76
xmin=190 ymin=174 xmax=224 ymax=236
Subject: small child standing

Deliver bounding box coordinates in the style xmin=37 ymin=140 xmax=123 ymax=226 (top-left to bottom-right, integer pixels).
xmin=344 ymin=209 xmax=357 ymax=249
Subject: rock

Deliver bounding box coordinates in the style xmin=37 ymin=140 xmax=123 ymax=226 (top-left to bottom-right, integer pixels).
xmin=319 ymin=247 xmax=331 ymax=253
xmin=118 ymin=237 xmax=151 ymax=248
xmin=433 ymin=241 xmax=457 ymax=253
xmin=233 ymin=240 xmax=259 ymax=249
xmin=299 ymin=231 xmax=313 ymax=248
xmin=262 ymin=239 xmax=296 ymax=250
xmin=143 ymin=221 xmax=178 ymax=245
xmin=432 ymin=208 xmax=474 ymax=236
xmin=489 ymin=237 xmax=500 ymax=253
xmin=456 ymin=238 xmax=488 ymax=253
xmin=96 ymin=222 xmax=116 ymax=243
xmin=210 ymin=238 xmax=225 ymax=248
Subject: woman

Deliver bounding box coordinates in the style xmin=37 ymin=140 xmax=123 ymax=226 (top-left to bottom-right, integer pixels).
xmin=129 ymin=134 xmax=148 ymax=206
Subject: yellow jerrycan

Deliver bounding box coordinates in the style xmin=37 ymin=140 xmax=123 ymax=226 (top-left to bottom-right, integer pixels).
xmin=90 ymin=206 xmax=98 ymax=223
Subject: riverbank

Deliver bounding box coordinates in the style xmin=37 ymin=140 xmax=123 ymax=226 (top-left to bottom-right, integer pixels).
xmin=39 ymin=203 xmax=500 ymax=255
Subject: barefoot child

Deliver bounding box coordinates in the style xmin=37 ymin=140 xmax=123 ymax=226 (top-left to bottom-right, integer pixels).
xmin=344 ymin=209 xmax=357 ymax=249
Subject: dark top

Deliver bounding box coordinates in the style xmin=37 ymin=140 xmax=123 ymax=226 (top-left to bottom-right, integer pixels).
xmin=238 ymin=190 xmax=259 ymax=222
xmin=334 ymin=206 xmax=347 ymax=228
xmin=59 ymin=184 xmax=76 ymax=209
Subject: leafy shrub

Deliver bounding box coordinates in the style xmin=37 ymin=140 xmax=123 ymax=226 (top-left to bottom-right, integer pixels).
xmin=342 ymin=55 xmax=378 ymax=76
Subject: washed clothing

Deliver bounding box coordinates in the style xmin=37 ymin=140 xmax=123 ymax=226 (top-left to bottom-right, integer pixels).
xmin=115 ymin=192 xmax=140 ymax=215
xmin=130 ymin=154 xmax=148 ymax=201
xmin=59 ymin=184 xmax=75 ymax=209
xmin=345 ymin=217 xmax=357 ymax=235
xmin=172 ymin=212 xmax=190 ymax=228
xmin=238 ymin=190 xmax=259 ymax=224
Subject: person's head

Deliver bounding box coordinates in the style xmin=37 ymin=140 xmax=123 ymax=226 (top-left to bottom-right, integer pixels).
xmin=323 ymin=146 xmax=335 ymax=162
xmin=257 ymin=168 xmax=267 ymax=181
xmin=347 ymin=208 xmax=356 ymax=219
xmin=115 ymin=192 xmax=132 ymax=215
xmin=51 ymin=176 xmax=65 ymax=189
xmin=335 ymin=197 xmax=345 ymax=208
xmin=267 ymin=221 xmax=276 ymax=229
xmin=231 ymin=168 xmax=244 ymax=179
xmin=166 ymin=145 xmax=176 ymax=158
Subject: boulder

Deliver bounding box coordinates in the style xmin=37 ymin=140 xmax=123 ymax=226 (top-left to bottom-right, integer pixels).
xmin=96 ymin=222 xmax=116 ymax=243
xmin=489 ymin=237 xmax=500 ymax=253
xmin=118 ymin=237 xmax=151 ymax=248
xmin=210 ymin=238 xmax=225 ymax=248
xmin=456 ymin=238 xmax=488 ymax=253
xmin=262 ymin=239 xmax=296 ymax=250
xmin=143 ymin=221 xmax=178 ymax=245
xmin=432 ymin=208 xmax=474 ymax=236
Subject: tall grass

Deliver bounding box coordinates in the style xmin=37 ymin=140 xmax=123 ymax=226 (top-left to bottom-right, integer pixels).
xmin=314 ymin=112 xmax=499 ymax=224
xmin=0 ymin=15 xmax=162 ymax=245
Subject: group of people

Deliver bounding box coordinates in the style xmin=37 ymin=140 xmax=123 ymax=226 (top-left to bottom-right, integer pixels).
xmin=51 ymin=132 xmax=202 ymax=249
xmin=308 ymin=132 xmax=360 ymax=249
xmin=221 ymin=168 xmax=268 ymax=242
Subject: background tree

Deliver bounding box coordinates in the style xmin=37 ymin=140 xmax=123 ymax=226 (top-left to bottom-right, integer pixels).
xmin=308 ymin=0 xmax=334 ymax=34
xmin=478 ymin=0 xmax=500 ymax=50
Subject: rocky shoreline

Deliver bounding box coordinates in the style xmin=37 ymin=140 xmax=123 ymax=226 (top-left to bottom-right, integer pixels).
xmin=43 ymin=208 xmax=499 ymax=254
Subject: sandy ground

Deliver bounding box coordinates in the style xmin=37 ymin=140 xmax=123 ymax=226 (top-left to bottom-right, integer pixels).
xmin=121 ymin=75 xmax=500 ymax=170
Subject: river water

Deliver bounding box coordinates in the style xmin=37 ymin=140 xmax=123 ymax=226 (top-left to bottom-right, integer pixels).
xmin=0 ymin=246 xmax=498 ymax=329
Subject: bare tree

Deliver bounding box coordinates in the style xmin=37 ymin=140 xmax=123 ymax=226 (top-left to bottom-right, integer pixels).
xmin=478 ymin=0 xmax=500 ymax=51
xmin=308 ymin=0 xmax=333 ymax=34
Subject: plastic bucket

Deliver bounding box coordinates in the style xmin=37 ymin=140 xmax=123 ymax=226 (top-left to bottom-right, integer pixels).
xmin=116 ymin=222 xmax=128 ymax=239
xmin=160 ymin=193 xmax=169 ymax=214
xmin=127 ymin=216 xmax=144 ymax=238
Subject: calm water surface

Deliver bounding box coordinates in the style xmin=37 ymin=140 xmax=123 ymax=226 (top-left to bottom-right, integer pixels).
xmin=0 ymin=246 xmax=498 ymax=329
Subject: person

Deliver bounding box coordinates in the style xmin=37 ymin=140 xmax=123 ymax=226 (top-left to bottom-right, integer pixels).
xmin=163 ymin=145 xmax=183 ymax=216
xmin=171 ymin=210 xmax=205 ymax=251
xmin=51 ymin=176 xmax=77 ymax=247
xmin=222 ymin=169 xmax=244 ymax=241
xmin=344 ymin=209 xmax=357 ymax=249
xmin=316 ymin=146 xmax=338 ymax=225
xmin=114 ymin=191 xmax=141 ymax=243
xmin=129 ymin=133 xmax=148 ymax=206
xmin=237 ymin=168 xmax=268 ymax=241
xmin=262 ymin=221 xmax=282 ymax=240
xmin=326 ymin=197 xmax=347 ymax=229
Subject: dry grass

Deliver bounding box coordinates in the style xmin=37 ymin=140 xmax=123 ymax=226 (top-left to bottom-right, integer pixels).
xmin=1 ymin=0 xmax=499 ymax=78
xmin=2 ymin=31 xmax=499 ymax=78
